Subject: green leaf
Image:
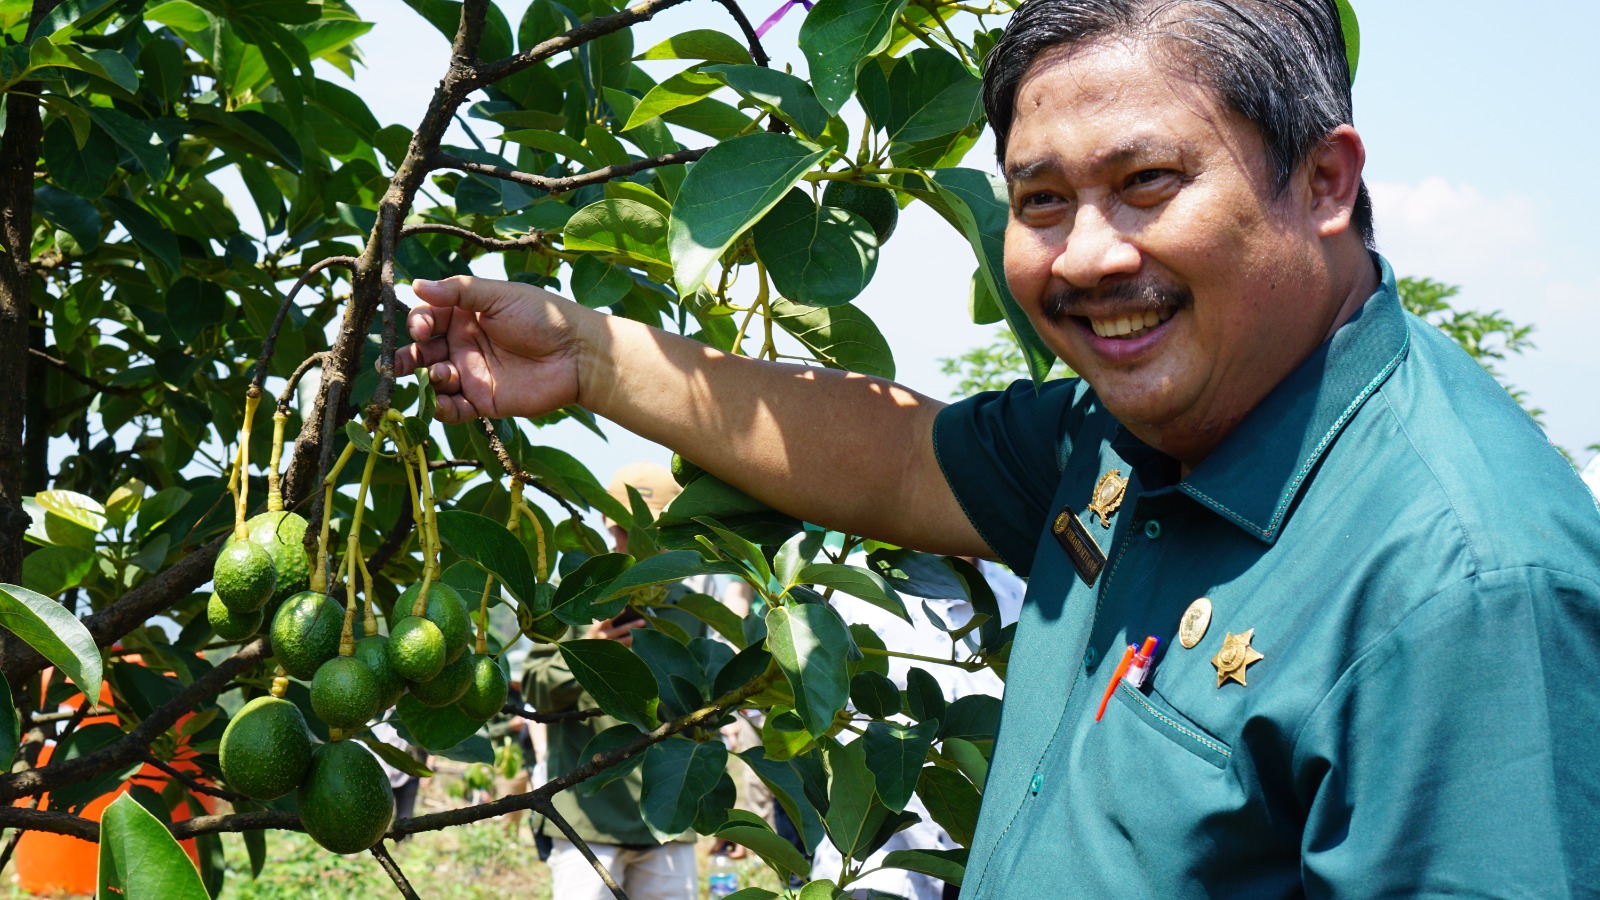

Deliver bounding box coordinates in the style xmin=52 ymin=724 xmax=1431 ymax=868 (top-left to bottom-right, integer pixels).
xmin=0 ymin=583 xmax=101 ymax=704
xmin=823 ymin=737 xmax=887 ymax=858
xmin=569 ymin=253 xmax=635 ymax=309
xmin=355 ymin=734 xmax=434 ymax=777
xmin=715 ymin=811 xmax=812 ymax=879
xmin=885 ymin=48 xmax=983 ymax=144
xmin=905 ymin=168 xmax=1053 ymax=382
xmin=574 ymin=723 xmax=647 ymax=796
xmin=849 ymin=670 xmax=901 ymax=720
xmin=693 ymin=516 xmax=772 ymax=587
xmin=500 ymin=128 xmax=596 ymax=167
xmin=97 ymin=793 xmax=210 ymax=900
xmin=164 ymin=277 xmax=229 ymax=343
xmin=564 ymin=198 xmax=671 ymax=273
xmin=672 ymin=591 xmax=747 ymax=647
xmin=881 ymin=848 xmax=967 ymax=887
xmin=21 ymin=545 xmax=95 ymax=597
xmin=938 ymin=694 xmax=1002 ymax=744
xmin=85 ymin=107 xmax=170 ymax=180
xmin=640 ymin=737 xmax=727 ymax=841
xmin=1335 ymin=0 xmax=1360 ymax=83
xmin=551 ymin=552 xmax=634 ymax=626
xmin=25 ymin=40 xmax=139 ymax=92
xmin=623 ymin=69 xmax=723 ymax=131
xmin=862 ymin=720 xmax=937 ymax=812
xmin=915 ymin=765 xmax=981 ymax=846
xmin=602 ymin=550 xmax=716 ymax=601
xmin=701 ymin=64 xmax=829 ymax=141
xmin=557 ymin=639 xmax=660 ymax=731
xmin=395 ymin=694 xmax=484 ymax=752
xmin=33 ymin=184 xmax=102 ymax=252
xmin=435 ymin=509 xmax=545 ymax=617
xmin=941 ymin=736 xmax=989 ymax=788
xmin=774 ymin=530 xmax=825 ymax=590
xmin=796 ymin=562 xmax=908 ymax=622
xmin=102 ymin=197 xmax=181 ymax=280
xmin=766 ymin=603 xmax=851 ymax=739
xmin=0 ymin=677 xmax=17 ymax=770
xmin=668 ymin=132 xmax=828 ymax=296
xmin=723 ymin=890 xmax=779 ymax=900
xmin=631 ymin=628 xmax=705 ymax=715
xmin=799 ymin=881 xmax=843 ymax=900
xmin=905 ymin=667 xmax=946 ymax=723
xmin=35 ymin=490 xmax=106 ymax=534
xmin=770 ymin=297 xmax=895 ymax=379
xmin=40 ymin=117 xmax=115 ymax=198
xmin=638 ymin=29 xmax=753 ymax=65
xmin=753 ymin=189 xmax=879 ymax=308
xmin=799 ymin=0 xmax=909 ymax=115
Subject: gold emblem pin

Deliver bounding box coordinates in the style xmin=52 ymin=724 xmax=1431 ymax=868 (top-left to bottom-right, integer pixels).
xmin=1178 ymin=597 xmax=1213 ymax=649
xmin=1212 ymin=628 xmax=1263 ymax=687
xmin=1087 ymin=469 xmax=1128 ymax=528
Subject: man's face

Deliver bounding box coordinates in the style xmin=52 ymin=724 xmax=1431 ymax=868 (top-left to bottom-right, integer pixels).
xmin=1003 ymin=40 xmax=1333 ymax=462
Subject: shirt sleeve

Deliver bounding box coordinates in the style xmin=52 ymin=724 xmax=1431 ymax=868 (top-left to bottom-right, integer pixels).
xmin=1295 ymin=566 xmax=1600 ymax=897
xmin=931 ymin=377 xmax=1087 ymax=576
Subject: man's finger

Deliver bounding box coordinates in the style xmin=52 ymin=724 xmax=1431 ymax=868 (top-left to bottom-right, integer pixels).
xmin=434 ymin=392 xmax=479 ymax=424
xmin=427 ymin=361 xmax=462 ymax=395
xmin=393 ymin=335 xmax=452 ymax=377
xmin=413 ymin=275 xmax=535 ymax=315
xmin=406 ymin=304 xmax=452 ymax=343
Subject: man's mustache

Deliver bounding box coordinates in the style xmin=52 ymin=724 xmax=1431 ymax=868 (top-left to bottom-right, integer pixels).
xmin=1041 ymin=279 xmax=1194 ymax=324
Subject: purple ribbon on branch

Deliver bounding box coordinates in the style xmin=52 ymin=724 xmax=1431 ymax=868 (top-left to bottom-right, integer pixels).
xmin=755 ymin=0 xmax=814 ymax=38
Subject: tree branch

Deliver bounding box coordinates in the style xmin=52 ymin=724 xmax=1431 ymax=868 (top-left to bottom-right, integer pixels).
xmin=469 ymin=0 xmax=697 ymax=87
xmin=713 ymin=0 xmax=771 ymax=67
xmin=137 ymin=750 xmax=248 ymax=805
xmin=502 ymin=702 xmax=605 ymax=724
xmin=478 ymin=417 xmax=581 ymax=518
xmin=371 ymin=840 xmax=422 ymax=900
xmin=250 ymin=257 xmax=358 ymax=399
xmin=278 ymin=351 xmax=328 ymax=416
xmin=0 ymin=641 xmax=268 ymax=803
xmin=399 ymin=222 xmax=546 ymax=253
xmin=533 ymin=798 xmax=629 ymax=899
xmin=27 ymin=348 xmax=140 ymax=396
xmin=430 ymin=147 xmax=707 ymax=196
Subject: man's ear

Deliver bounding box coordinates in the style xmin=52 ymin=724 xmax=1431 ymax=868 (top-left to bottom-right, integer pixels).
xmin=1306 ymin=124 xmax=1366 ymax=239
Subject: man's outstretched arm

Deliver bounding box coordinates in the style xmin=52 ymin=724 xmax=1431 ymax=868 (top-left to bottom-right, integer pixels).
xmin=393 ymin=276 xmax=990 ymax=558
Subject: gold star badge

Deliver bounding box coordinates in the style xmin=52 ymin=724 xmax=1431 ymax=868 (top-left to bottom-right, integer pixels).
xmin=1212 ymin=628 xmax=1263 ymax=687
xmin=1087 ymin=469 xmax=1128 ymax=528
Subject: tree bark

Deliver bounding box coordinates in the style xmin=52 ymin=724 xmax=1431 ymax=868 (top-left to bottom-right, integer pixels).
xmin=0 ymin=83 xmax=44 ymax=585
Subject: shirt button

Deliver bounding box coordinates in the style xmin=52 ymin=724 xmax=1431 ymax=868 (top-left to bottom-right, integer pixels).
xmin=1029 ymin=773 xmax=1043 ymax=795
xmin=1144 ymin=519 xmax=1163 ymax=540
xmin=1082 ymin=646 xmax=1099 ymax=670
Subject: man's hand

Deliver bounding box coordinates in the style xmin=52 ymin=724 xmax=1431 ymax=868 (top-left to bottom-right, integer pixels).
xmin=394 ymin=276 xmax=586 ymax=423
xmin=583 ymin=613 xmax=641 ymax=648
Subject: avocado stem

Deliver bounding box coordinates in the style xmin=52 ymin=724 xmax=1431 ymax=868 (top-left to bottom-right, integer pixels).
xmin=234 ymin=393 xmax=261 ymax=541
xmin=266 ymin=412 xmax=287 ymax=512
xmin=270 ymin=665 xmax=289 ymax=699
xmin=476 ymin=572 xmax=492 ymax=655
xmin=340 ymin=535 xmax=359 ymax=657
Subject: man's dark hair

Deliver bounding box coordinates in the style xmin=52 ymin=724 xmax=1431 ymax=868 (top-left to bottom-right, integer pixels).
xmin=983 ymin=0 xmax=1375 ymax=248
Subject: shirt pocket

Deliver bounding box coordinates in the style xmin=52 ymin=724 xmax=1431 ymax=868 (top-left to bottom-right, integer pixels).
xmin=1112 ymin=681 xmax=1233 ymax=769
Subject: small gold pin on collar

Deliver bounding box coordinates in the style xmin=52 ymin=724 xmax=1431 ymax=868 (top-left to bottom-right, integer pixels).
xmin=1087 ymin=469 xmax=1128 ymax=528
xmin=1179 ymin=597 xmax=1213 ymax=649
xmin=1212 ymin=628 xmax=1263 ymax=687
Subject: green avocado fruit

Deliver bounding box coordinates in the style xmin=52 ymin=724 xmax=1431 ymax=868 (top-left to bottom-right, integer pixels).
xmin=822 ymin=177 xmax=899 ymax=243
xmin=669 ymin=453 xmax=707 ymax=488
xmin=208 ymin=591 xmax=263 ymax=641
xmin=297 ymin=740 xmax=395 ymax=855
xmin=225 ymin=511 xmax=311 ymax=604
xmin=270 ymin=591 xmax=345 ymax=680
xmin=387 ymin=615 xmax=446 ymax=682
xmin=353 ymin=635 xmax=406 ymax=710
xmin=218 ymin=696 xmax=313 ymax=801
xmin=456 ymin=655 xmax=509 ymax=722
xmin=408 ymin=650 xmax=474 ymax=708
xmin=396 ymin=582 xmax=470 ymax=664
xmin=214 ymin=540 xmax=277 ymax=613
xmin=310 ymin=656 xmax=381 ymax=729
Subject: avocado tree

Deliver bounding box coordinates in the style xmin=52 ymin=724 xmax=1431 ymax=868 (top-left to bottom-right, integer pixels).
xmin=0 ymin=1 xmax=1028 ymax=896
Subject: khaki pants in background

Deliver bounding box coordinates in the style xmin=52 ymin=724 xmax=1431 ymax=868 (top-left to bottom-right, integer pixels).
xmin=546 ymin=837 xmax=697 ymax=900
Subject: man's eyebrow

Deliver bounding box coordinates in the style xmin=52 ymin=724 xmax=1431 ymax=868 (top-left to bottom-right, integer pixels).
xmin=1005 ymin=140 xmax=1179 ymax=184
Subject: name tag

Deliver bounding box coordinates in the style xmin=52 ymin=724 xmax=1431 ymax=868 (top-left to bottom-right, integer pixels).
xmin=1052 ymin=506 xmax=1106 ymax=587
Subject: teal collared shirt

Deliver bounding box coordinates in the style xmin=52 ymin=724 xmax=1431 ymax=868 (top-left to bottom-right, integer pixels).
xmin=934 ymin=258 xmax=1600 ymax=898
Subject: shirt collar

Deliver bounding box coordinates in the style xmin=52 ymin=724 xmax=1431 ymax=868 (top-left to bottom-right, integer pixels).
xmin=1149 ymin=255 xmax=1410 ymax=543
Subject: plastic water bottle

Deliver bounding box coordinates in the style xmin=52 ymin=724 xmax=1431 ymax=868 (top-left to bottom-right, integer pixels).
xmin=708 ymin=849 xmax=740 ymax=898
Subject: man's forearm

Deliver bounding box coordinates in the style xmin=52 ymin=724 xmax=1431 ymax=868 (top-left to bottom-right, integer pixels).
xmin=572 ymin=309 xmax=987 ymax=557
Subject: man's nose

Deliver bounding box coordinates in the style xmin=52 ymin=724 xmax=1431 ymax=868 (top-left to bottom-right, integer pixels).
xmin=1051 ymin=203 xmax=1140 ymax=289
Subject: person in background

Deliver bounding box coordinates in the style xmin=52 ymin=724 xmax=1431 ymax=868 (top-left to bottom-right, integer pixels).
xmin=522 ymin=462 xmax=700 ymax=900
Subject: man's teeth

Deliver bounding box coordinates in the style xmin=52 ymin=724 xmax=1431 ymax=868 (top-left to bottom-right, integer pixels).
xmin=1089 ymin=309 xmax=1171 ymax=339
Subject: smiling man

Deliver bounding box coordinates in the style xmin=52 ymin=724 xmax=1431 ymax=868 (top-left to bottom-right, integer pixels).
xmin=396 ymin=0 xmax=1600 ymax=895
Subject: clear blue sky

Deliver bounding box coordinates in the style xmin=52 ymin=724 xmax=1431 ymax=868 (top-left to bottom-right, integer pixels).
xmin=308 ymin=0 xmax=1598 ymax=493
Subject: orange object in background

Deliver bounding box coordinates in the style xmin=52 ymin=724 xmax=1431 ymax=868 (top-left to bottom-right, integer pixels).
xmin=14 ymin=666 xmax=214 ymax=896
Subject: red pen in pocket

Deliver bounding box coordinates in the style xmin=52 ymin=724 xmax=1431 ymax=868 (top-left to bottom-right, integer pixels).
xmin=1094 ymin=636 xmax=1160 ymax=723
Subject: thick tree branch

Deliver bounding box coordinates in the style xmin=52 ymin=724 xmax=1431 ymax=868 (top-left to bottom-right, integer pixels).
xmin=0 ymin=641 xmax=268 ymax=803
xmin=400 ymin=222 xmax=546 ymax=253
xmin=278 ymin=351 xmax=328 ymax=415
xmin=469 ymin=0 xmax=696 ymax=87
xmin=371 ymin=841 xmax=422 ymax=900
xmin=431 ymin=148 xmax=707 ymax=196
